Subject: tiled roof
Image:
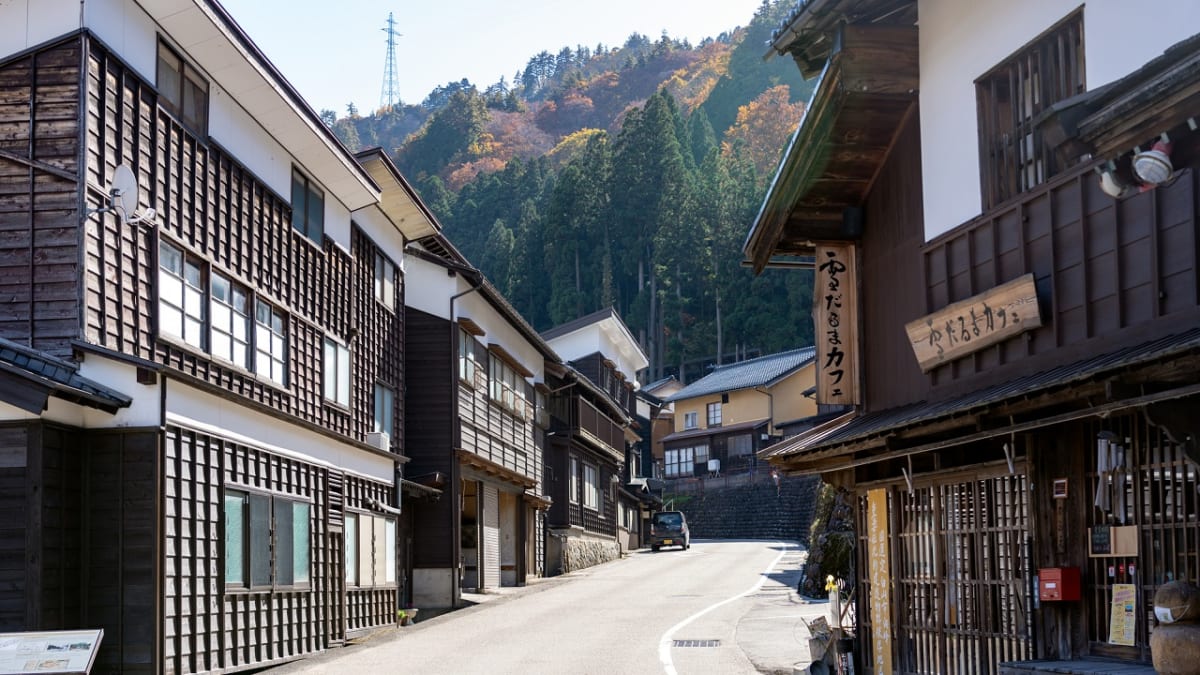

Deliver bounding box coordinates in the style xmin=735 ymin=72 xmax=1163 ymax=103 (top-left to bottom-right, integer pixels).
xmin=665 ymin=348 xmax=815 ymax=402
xmin=0 ymin=338 xmax=131 ymax=412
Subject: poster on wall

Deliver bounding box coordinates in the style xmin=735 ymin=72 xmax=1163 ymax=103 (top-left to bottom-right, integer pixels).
xmin=1109 ymin=583 xmax=1137 ymax=646
xmin=867 ymin=488 xmax=893 ymax=674
xmin=814 ymin=244 xmax=859 ymax=406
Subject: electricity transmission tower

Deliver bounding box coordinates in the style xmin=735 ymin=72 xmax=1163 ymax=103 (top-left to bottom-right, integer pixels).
xmin=379 ymin=12 xmax=402 ymax=110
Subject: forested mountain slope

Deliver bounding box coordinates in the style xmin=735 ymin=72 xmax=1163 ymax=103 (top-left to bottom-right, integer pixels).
xmin=323 ymin=0 xmax=816 ymax=382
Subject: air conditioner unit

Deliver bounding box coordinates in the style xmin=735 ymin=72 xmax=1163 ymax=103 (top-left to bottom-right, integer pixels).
xmin=707 ymin=459 xmax=721 ymax=473
xmin=366 ymin=431 xmax=391 ymax=451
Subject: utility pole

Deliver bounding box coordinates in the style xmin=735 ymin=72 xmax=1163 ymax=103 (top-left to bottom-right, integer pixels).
xmin=379 ymin=12 xmax=402 ymax=110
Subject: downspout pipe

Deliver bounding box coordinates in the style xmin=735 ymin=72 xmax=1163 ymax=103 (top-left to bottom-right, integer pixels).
xmin=447 ymin=270 xmax=484 ymax=605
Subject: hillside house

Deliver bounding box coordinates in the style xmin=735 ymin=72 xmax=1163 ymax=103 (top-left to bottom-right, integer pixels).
xmin=750 ymin=0 xmax=1200 ymax=672
xmin=403 ymin=233 xmax=556 ymax=608
xmin=660 ymin=348 xmax=817 ymax=481
xmin=0 ymin=0 xmax=449 ymax=670
xmin=541 ymin=309 xmax=648 ymax=572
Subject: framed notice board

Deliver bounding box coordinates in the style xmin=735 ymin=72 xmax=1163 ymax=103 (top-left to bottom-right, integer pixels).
xmin=0 ymin=629 xmax=103 ymax=674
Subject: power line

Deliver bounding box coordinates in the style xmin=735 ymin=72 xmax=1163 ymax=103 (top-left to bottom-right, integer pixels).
xmin=379 ymin=12 xmax=402 ymax=110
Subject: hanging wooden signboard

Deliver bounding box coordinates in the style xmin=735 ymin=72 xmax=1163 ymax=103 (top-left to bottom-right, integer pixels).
xmin=814 ymin=244 xmax=860 ymax=405
xmin=905 ymin=273 xmax=1043 ymax=372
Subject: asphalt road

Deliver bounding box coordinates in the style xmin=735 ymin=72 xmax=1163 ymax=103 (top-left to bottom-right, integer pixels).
xmin=268 ymin=539 xmax=828 ymax=675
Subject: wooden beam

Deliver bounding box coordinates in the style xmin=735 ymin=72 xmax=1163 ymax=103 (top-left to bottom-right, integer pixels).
xmin=0 ymin=148 xmax=78 ymax=183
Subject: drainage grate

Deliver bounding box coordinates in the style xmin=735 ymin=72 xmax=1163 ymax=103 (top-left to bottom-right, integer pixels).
xmin=673 ymin=639 xmax=721 ymax=648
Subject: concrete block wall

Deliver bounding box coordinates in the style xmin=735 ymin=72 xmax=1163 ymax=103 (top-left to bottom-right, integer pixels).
xmin=665 ymin=475 xmax=821 ymax=544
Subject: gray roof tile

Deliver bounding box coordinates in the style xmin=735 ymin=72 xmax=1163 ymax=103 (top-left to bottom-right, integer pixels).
xmin=666 ymin=348 xmax=815 ymax=402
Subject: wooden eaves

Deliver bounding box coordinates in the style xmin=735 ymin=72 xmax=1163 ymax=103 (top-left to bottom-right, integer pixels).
xmin=745 ymin=23 xmax=919 ymax=272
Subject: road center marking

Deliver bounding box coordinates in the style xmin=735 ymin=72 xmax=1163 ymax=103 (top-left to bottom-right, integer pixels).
xmin=657 ymin=543 xmax=793 ymax=675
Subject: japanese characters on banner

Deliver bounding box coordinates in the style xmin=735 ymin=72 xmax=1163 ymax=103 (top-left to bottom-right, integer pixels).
xmin=814 ymin=244 xmax=859 ymax=405
xmin=867 ymin=488 xmax=893 ymax=674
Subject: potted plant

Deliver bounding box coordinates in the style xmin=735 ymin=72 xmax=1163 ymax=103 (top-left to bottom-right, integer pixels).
xmin=397 ymin=607 xmax=419 ymax=626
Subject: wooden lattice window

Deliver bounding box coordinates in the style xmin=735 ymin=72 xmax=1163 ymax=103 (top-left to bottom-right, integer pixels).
xmin=976 ymin=12 xmax=1084 ymax=209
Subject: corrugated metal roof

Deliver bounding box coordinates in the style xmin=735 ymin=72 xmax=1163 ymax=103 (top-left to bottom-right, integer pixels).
xmin=665 ymin=348 xmax=815 ymax=402
xmin=769 ymin=327 xmax=1200 ymax=460
xmin=0 ymin=338 xmax=131 ymax=412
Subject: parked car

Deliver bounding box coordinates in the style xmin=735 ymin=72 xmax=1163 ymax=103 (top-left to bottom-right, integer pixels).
xmin=649 ymin=511 xmax=690 ymax=551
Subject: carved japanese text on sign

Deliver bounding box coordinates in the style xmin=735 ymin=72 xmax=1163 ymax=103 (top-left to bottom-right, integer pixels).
xmin=904 ymin=273 xmax=1042 ymax=372
xmin=814 ymin=244 xmax=859 ymax=405
xmin=867 ymin=488 xmax=893 ymax=674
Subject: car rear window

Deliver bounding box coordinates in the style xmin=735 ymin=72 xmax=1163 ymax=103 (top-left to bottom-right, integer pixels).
xmin=653 ymin=513 xmax=682 ymax=527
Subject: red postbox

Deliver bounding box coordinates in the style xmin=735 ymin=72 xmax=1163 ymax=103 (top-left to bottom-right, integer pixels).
xmin=1039 ymin=567 xmax=1081 ymax=601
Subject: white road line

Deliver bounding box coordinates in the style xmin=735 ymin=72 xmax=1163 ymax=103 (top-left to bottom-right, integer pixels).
xmin=657 ymin=543 xmax=794 ymax=675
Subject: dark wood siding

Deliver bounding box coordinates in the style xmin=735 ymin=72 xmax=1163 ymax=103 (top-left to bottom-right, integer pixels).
xmin=0 ymin=425 xmax=29 ymax=630
xmin=403 ymin=307 xmax=456 ymax=568
xmin=83 ymin=40 xmax=403 ymax=448
xmin=0 ymin=38 xmax=83 ymax=358
xmin=920 ymin=162 xmax=1199 ymax=396
xmin=162 ymin=425 xmax=393 ymax=673
xmin=459 ymin=342 xmax=540 ymax=485
xmin=83 ymin=429 xmax=158 ymax=675
xmin=861 ymin=109 xmax=930 ymax=411
xmin=38 ymin=424 xmax=83 ymax=632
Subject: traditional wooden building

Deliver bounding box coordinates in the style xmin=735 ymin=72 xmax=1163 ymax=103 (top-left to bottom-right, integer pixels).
xmin=542 ymin=309 xmax=648 ymax=572
xmin=403 ymin=235 xmax=556 ymax=608
xmin=660 ymin=348 xmax=817 ymax=480
xmin=750 ymin=1 xmax=1200 ymax=672
xmin=0 ymin=1 xmax=433 ymax=671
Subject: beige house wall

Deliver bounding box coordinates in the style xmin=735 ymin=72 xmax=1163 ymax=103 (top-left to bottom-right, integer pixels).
xmin=671 ymin=363 xmax=816 ymax=434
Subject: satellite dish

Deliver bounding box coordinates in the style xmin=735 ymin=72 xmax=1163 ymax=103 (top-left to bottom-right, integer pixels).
xmin=110 ymin=164 xmax=139 ymax=214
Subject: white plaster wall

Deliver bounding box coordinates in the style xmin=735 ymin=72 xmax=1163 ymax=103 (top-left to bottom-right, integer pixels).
xmin=919 ymin=0 xmax=1200 ymax=240
xmin=404 ymin=256 xmax=545 ymax=382
xmin=77 ymin=356 xmax=162 ymax=428
xmin=78 ymin=0 xmax=358 ymax=251
xmin=165 ymin=378 xmax=394 ymax=481
xmin=457 ymin=291 xmax=545 ymax=383
xmin=352 ymin=205 xmax=407 ymax=264
xmin=0 ymin=0 xmax=80 ymax=60
xmin=405 ymin=255 xmax=458 ymax=319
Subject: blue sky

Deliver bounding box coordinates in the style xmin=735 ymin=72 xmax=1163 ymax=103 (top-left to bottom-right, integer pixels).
xmin=219 ymin=0 xmax=768 ymax=114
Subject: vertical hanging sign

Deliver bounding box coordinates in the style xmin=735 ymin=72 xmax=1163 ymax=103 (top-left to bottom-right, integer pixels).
xmin=867 ymin=488 xmax=893 ymax=674
xmin=814 ymin=244 xmax=860 ymax=405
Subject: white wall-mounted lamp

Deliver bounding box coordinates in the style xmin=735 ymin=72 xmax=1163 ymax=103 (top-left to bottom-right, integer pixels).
xmin=1132 ymin=134 xmax=1173 ymax=186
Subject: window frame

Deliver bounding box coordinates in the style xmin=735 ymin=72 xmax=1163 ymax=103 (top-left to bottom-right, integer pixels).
xmin=223 ymin=486 xmax=311 ymax=592
xmin=343 ymin=510 xmax=398 ymax=589
xmin=569 ymin=456 xmax=579 ymax=504
xmin=582 ymin=462 xmax=600 ymax=511
xmin=157 ymin=240 xmax=206 ymax=351
xmin=156 ymin=238 xmax=290 ymax=388
xmin=210 ymin=271 xmax=251 ymax=369
xmin=458 ymin=329 xmax=478 ymax=386
xmin=975 ymin=11 xmax=1084 ymax=209
xmin=156 ymin=40 xmax=209 ymax=135
xmin=488 ymin=355 xmax=527 ymax=418
xmin=254 ymin=299 xmax=288 ymax=387
xmin=291 ymin=169 xmax=325 ymax=244
xmin=706 ymin=402 xmax=722 ymax=427
xmin=374 ymin=251 xmax=396 ymax=311
xmin=374 ymin=382 xmax=395 ymax=439
xmin=727 ymin=433 xmax=754 ymax=457
xmin=683 ymin=411 xmax=698 ymax=430
xmin=323 ymin=336 xmax=352 ymax=408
